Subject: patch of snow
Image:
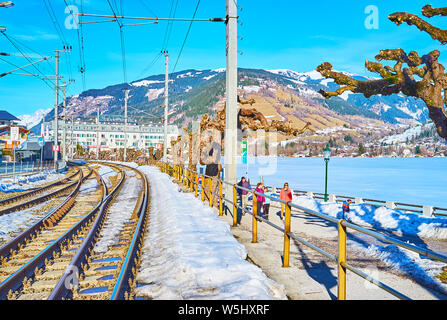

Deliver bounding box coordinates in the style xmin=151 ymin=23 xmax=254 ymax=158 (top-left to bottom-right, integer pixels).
xmin=135 ymin=165 xmax=287 ymax=300
xmin=145 ymin=88 xmax=165 ymax=102
xmin=131 ymin=80 xmax=164 ymax=87
xmin=93 ymin=171 xmax=142 ymax=254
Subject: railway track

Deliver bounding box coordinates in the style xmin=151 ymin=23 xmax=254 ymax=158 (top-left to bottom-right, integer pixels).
xmin=0 ymin=167 xmax=82 ymax=217
xmin=0 ymin=163 xmax=149 ymax=300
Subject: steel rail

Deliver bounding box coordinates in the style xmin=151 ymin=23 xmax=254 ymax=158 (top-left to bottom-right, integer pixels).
xmin=0 ymin=166 xmax=90 ymax=260
xmin=48 ymin=164 xmax=126 ymax=300
xmin=0 ymin=166 xmax=102 ymax=299
xmin=0 ymin=168 xmax=83 ymax=217
xmin=0 ymin=166 xmax=80 ymax=207
xmin=110 ymin=165 xmax=149 ymax=300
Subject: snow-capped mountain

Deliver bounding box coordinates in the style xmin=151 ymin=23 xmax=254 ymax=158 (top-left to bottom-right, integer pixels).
xmin=268 ymin=68 xmax=429 ymax=124
xmin=27 ymin=67 xmax=431 ymax=134
xmin=18 ymin=108 xmax=51 ymax=129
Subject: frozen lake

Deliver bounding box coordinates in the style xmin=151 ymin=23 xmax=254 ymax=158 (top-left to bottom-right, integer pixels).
xmin=227 ymin=157 xmax=447 ymax=208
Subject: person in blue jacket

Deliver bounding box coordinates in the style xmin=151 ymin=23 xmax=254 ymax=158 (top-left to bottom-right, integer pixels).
xmin=342 ymin=199 xmax=352 ymax=220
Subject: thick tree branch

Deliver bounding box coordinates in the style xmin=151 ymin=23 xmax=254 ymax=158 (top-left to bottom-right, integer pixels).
xmin=422 ymin=5 xmax=447 ymax=17
xmin=388 ymin=11 xmax=447 ymax=44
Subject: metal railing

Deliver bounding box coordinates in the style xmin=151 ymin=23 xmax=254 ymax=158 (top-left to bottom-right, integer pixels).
xmin=283 ymin=189 xmax=447 ymax=217
xmin=157 ymin=161 xmax=447 ymax=300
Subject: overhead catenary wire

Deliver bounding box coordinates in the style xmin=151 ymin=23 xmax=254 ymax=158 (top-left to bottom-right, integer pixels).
xmin=172 ymin=0 xmax=201 ymax=74
xmin=1 ymin=32 xmax=55 ymax=91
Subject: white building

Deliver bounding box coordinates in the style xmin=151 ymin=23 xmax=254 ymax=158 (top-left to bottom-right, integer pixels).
xmin=43 ymin=119 xmax=179 ymax=152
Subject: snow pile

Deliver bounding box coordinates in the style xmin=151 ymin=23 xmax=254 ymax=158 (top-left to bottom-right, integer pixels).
xmin=0 ymin=170 xmax=65 ymax=193
xmin=79 ymin=178 xmax=99 ymax=195
xmin=0 ymin=201 xmax=50 ymax=243
xmin=96 ymin=164 xmax=117 ymax=188
xmin=135 ymin=165 xmax=287 ymax=300
xmin=349 ymin=241 xmax=447 ymax=296
xmin=290 ymin=196 xmax=447 ymax=240
xmin=93 ymin=170 xmax=141 ymax=254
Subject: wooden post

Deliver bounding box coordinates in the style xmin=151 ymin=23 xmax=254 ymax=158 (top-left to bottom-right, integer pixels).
xmin=338 ymin=219 xmax=347 ymax=300
xmin=233 ymin=185 xmax=237 ymax=227
xmin=252 ymin=191 xmax=257 ymax=243
xmin=283 ymin=201 xmax=291 ymax=267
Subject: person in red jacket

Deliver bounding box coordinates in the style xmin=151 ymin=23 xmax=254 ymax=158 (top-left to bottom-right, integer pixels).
xmin=279 ymin=182 xmax=292 ymax=220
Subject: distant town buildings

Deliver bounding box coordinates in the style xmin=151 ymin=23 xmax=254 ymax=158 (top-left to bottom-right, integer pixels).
xmin=0 ymin=110 xmax=30 ymax=161
xmin=43 ymin=119 xmax=179 ymax=152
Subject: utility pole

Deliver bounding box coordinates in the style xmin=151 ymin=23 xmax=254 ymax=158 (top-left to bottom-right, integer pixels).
xmin=53 ymin=46 xmax=71 ymax=169
xmin=224 ymin=0 xmax=238 ymax=192
xmin=61 ymin=83 xmax=67 ymax=161
xmin=123 ymin=89 xmax=129 ymax=162
xmin=96 ymin=105 xmax=100 ymax=160
xmin=53 ymin=50 xmax=59 ymax=170
xmin=161 ymin=50 xmax=169 ymax=161
xmin=71 ymin=116 xmax=74 ymax=159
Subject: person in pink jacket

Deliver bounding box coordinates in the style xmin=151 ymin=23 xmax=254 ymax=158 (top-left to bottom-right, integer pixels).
xmin=255 ymin=182 xmax=265 ymax=219
xmin=279 ymin=182 xmax=292 ymax=220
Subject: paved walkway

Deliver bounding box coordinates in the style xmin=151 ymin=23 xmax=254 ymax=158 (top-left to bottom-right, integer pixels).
xmin=177 ymin=181 xmax=447 ymax=300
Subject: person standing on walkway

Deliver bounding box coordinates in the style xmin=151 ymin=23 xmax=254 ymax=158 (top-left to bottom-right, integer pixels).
xmin=255 ymin=182 xmax=265 ymax=220
xmin=263 ymin=186 xmax=272 ymax=221
xmin=205 ymin=162 xmax=222 ymax=208
xmin=279 ymin=182 xmax=292 ymax=220
xmin=342 ymin=199 xmax=351 ymax=220
xmin=237 ymin=177 xmax=251 ymax=215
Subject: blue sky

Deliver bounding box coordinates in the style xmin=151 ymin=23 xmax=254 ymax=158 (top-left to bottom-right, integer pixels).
xmin=1 ymin=0 xmax=446 ymax=116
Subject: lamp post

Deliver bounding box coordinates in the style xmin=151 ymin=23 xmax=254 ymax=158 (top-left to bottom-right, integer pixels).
xmin=323 ymin=144 xmax=331 ymax=202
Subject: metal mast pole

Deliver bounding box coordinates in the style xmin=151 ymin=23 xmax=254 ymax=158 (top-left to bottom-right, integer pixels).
xmin=53 ymin=50 xmax=59 ymax=170
xmin=123 ymin=89 xmax=129 ymax=162
xmin=162 ymin=51 xmax=169 ymax=162
xmin=224 ymin=0 xmax=238 ymax=191
xmin=62 ymin=83 xmax=67 ymax=161
xmin=71 ymin=116 xmax=74 ymax=159
xmin=96 ymin=105 xmax=100 ymax=160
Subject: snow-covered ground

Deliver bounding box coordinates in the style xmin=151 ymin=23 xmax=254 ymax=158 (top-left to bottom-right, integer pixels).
xmin=96 ymin=164 xmax=118 ymax=188
xmin=0 ymin=170 xmax=66 ymax=193
xmin=286 ymin=196 xmax=447 ymax=296
xmin=0 ymin=200 xmax=50 ymax=243
xmin=135 ymin=165 xmax=287 ymax=300
xmin=93 ymin=170 xmax=141 ymax=254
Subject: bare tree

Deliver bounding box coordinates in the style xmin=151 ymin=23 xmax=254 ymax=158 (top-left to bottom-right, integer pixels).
xmin=316 ymin=4 xmax=447 ymax=140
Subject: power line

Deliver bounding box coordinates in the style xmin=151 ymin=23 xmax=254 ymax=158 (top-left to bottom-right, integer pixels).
xmin=1 ymin=32 xmax=55 ymax=91
xmin=172 ymin=0 xmax=201 ymax=74
xmin=161 ymin=0 xmax=179 ymax=52
xmin=138 ymin=51 xmax=162 ymax=78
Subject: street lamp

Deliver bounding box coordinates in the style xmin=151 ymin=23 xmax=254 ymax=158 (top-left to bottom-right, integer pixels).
xmin=0 ymin=1 xmax=14 ymax=8
xmin=323 ymin=144 xmax=331 ymax=202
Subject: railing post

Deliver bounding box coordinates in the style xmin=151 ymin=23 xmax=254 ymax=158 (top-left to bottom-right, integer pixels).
xmin=219 ymin=180 xmax=223 ymax=216
xmin=201 ymin=175 xmax=205 ymax=202
xmin=283 ymin=201 xmax=291 ymax=267
xmin=338 ymin=219 xmax=347 ymax=300
xmin=252 ymin=190 xmax=257 ymax=243
xmin=233 ymin=185 xmax=237 ymax=227
xmin=195 ymin=173 xmax=198 ymax=198
xmin=209 ymin=178 xmax=213 ymax=208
